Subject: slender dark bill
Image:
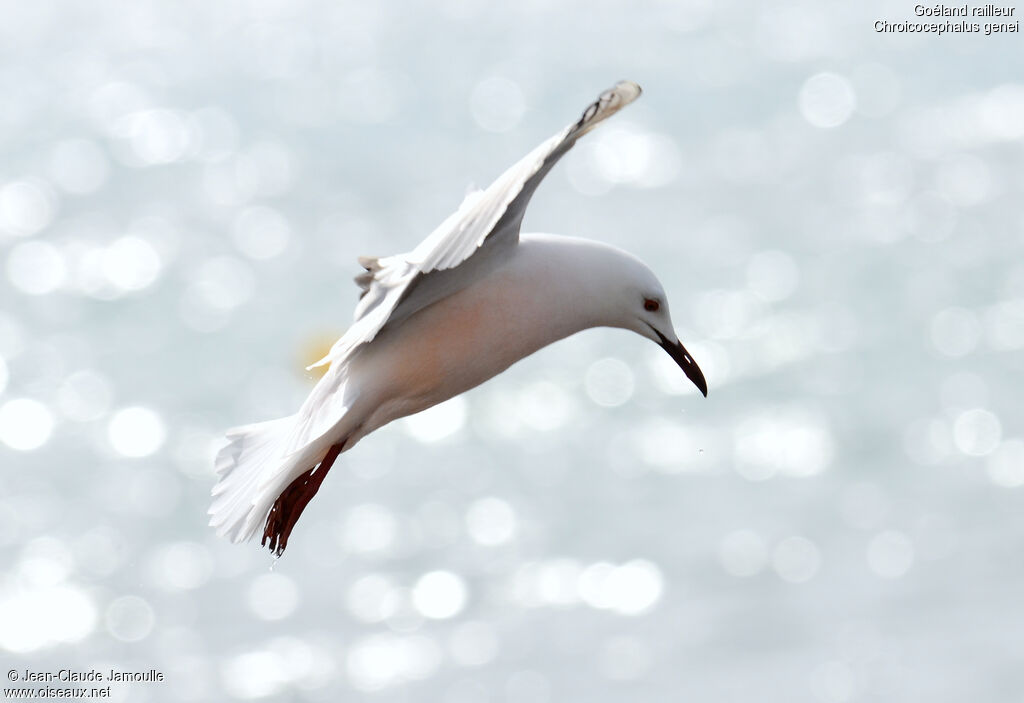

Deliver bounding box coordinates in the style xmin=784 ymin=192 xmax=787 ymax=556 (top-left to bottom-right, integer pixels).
xmin=652 ymin=328 xmax=708 ymax=397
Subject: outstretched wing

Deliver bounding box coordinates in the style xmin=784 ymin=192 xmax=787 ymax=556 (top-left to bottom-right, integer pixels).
xmin=313 ymin=80 xmax=643 ymax=370
xmin=288 ymin=81 xmax=641 ymax=452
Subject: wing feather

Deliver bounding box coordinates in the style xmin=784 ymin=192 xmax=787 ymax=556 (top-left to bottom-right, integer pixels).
xmin=320 ymin=81 xmax=641 ymax=371
xmin=298 ymin=81 xmax=641 ymax=448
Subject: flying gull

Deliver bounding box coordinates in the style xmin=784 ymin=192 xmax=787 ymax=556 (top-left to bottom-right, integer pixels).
xmin=210 ymin=80 xmax=708 ymax=555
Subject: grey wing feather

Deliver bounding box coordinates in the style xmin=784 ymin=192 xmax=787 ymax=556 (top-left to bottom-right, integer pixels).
xmin=354 ymin=256 xmax=381 ymax=298
xmin=312 ymin=80 xmax=642 ymax=370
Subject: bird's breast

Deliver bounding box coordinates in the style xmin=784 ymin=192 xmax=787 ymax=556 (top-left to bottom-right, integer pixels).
xmin=354 ymin=261 xmax=578 ymax=425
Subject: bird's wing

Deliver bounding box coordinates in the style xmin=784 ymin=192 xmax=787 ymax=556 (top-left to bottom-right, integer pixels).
xmin=311 ymin=80 xmax=642 ymax=372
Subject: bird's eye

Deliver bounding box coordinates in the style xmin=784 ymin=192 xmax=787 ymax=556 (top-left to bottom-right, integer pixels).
xmin=644 ymin=298 xmax=660 ymax=312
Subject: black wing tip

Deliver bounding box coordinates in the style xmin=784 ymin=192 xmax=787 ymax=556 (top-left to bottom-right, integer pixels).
xmin=572 ymin=80 xmax=643 ymax=137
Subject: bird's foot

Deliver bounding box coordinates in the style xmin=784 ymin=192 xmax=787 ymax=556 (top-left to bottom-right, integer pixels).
xmin=262 ymin=443 xmax=342 ymax=555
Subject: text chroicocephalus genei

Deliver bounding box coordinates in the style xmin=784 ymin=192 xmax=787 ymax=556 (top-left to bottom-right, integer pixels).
xmin=210 ymin=80 xmax=708 ymax=555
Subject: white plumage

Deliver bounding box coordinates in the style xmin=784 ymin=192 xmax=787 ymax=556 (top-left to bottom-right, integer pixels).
xmin=210 ymin=81 xmax=707 ymax=554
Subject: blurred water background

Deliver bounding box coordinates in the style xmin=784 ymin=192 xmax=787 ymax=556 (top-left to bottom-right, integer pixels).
xmin=2 ymin=0 xmax=1023 ymax=700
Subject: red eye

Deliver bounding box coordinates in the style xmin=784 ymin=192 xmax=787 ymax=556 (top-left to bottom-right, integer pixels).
xmin=644 ymin=299 xmax=660 ymax=312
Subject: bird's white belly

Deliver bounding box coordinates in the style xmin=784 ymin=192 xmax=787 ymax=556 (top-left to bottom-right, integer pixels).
xmin=352 ymin=261 xmax=574 ymax=431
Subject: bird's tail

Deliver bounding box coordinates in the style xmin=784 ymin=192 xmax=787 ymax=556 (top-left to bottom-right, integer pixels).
xmin=210 ymin=415 xmax=345 ymax=554
xmin=209 ymin=416 xmax=299 ymax=545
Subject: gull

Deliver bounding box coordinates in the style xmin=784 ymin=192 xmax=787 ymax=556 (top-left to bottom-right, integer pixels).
xmin=210 ymin=80 xmax=708 ymax=555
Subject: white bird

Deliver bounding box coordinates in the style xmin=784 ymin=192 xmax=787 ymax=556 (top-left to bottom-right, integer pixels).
xmin=210 ymin=80 xmax=707 ymax=555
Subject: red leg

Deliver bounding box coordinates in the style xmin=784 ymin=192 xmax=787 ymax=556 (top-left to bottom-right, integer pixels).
xmin=262 ymin=443 xmax=343 ymax=555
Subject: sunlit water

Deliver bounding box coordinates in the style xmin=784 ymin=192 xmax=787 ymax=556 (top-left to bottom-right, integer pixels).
xmin=2 ymin=1 xmax=1023 ymax=701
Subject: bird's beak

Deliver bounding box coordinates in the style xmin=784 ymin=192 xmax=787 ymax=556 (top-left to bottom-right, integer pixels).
xmin=652 ymin=327 xmax=708 ymax=397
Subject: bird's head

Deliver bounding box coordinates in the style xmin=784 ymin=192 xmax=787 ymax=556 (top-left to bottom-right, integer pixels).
xmin=599 ymin=250 xmax=708 ymax=397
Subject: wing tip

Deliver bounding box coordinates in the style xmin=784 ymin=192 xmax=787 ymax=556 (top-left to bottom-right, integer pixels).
xmin=571 ymin=80 xmax=643 ymax=140
xmin=357 ymin=255 xmax=381 ymax=271
xmin=614 ymin=79 xmax=643 ymax=103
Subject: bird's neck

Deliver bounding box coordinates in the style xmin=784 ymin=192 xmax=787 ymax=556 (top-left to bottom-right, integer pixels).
xmin=511 ymin=233 xmax=627 ymax=334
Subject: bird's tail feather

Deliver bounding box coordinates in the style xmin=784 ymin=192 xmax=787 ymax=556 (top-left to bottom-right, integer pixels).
xmin=209 ymin=416 xmax=300 ymax=544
